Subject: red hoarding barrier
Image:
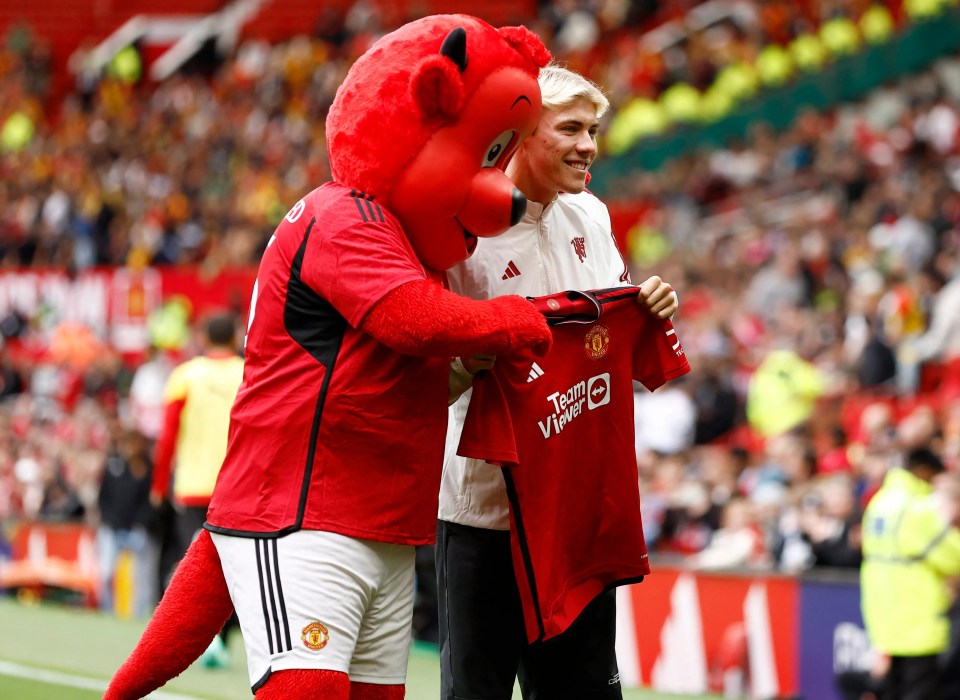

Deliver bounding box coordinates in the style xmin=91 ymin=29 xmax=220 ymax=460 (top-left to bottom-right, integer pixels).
xmin=616 ymin=567 xmax=800 ymax=697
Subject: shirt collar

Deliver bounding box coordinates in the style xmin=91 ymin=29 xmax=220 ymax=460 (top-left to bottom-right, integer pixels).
xmin=523 ymin=195 xmax=558 ymax=222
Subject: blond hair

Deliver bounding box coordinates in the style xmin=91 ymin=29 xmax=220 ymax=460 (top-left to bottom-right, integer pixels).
xmin=538 ymin=63 xmax=610 ymax=118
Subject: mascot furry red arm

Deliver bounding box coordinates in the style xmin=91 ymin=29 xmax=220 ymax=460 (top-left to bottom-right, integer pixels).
xmin=103 ymin=14 xmax=551 ymax=700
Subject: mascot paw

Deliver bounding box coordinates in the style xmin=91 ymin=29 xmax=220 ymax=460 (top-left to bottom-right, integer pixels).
xmin=489 ymin=295 xmax=552 ymax=357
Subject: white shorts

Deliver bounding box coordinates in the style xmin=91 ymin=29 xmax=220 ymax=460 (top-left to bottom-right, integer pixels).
xmin=211 ymin=530 xmax=415 ymax=689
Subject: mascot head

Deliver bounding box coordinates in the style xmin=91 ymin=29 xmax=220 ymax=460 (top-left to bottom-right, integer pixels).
xmin=327 ymin=14 xmax=551 ymax=271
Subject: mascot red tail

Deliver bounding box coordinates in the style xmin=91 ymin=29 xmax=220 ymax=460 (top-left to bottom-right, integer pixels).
xmin=103 ymin=531 xmax=232 ymax=700
xmin=105 ymin=12 xmax=551 ymax=700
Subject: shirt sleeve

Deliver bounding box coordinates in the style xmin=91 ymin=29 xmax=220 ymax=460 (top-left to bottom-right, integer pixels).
xmin=906 ymin=505 xmax=960 ymax=577
xmin=162 ymin=363 xmax=189 ymax=403
xmin=300 ymin=217 xmax=427 ymax=329
xmin=457 ymin=367 xmax=520 ymax=467
xmin=151 ymin=397 xmax=185 ymax=499
xmin=634 ymin=317 xmax=691 ymax=391
xmin=600 ymin=221 xmax=632 ymax=286
xmin=589 ymin=194 xmax=631 ymax=285
xmin=926 ymin=525 xmax=960 ymax=577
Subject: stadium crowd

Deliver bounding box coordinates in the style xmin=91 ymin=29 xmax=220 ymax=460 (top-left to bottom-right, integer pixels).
xmin=0 ymin=0 xmax=959 ymax=620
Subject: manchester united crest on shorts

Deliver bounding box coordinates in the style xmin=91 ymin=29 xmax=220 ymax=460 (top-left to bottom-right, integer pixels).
xmin=584 ymin=324 xmax=610 ymax=359
xmin=302 ymin=621 xmax=330 ymax=651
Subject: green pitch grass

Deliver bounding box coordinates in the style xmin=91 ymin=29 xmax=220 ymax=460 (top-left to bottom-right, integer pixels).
xmin=0 ymin=595 xmax=715 ymax=699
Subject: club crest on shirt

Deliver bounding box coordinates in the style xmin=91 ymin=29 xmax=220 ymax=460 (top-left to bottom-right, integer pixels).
xmin=571 ymin=236 xmax=586 ymax=263
xmin=302 ymin=621 xmax=330 ymax=651
xmin=583 ymin=324 xmax=610 ymax=360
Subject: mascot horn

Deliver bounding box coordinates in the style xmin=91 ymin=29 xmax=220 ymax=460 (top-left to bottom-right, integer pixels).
xmin=104 ymin=13 xmax=552 ymax=700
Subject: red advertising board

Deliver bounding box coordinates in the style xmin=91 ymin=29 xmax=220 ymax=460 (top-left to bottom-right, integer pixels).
xmin=0 ymin=266 xmax=257 ymax=358
xmin=616 ymin=568 xmax=799 ymax=697
xmin=0 ymin=522 xmax=98 ymax=605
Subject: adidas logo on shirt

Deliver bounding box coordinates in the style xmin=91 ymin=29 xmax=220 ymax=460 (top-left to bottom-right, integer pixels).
xmin=501 ymin=260 xmax=521 ymax=280
xmin=527 ymin=362 xmax=545 ymax=383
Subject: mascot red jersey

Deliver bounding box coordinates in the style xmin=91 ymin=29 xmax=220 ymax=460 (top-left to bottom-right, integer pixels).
xmin=104 ymin=14 xmax=551 ymax=700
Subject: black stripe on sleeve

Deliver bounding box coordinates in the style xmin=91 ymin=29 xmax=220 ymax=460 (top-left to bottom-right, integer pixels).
xmin=592 ymin=286 xmax=641 ymax=304
xmin=352 ymin=195 xmax=369 ymax=222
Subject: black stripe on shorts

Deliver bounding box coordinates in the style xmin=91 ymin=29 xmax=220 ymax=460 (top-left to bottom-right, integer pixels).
xmin=256 ymin=538 xmax=292 ymax=654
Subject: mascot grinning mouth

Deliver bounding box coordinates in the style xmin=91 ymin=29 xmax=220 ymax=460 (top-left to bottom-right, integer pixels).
xmin=457 ymin=218 xmax=479 ymax=254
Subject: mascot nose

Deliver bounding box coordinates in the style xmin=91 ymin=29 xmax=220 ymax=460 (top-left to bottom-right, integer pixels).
xmin=511 ymin=188 xmax=526 ymax=227
xmin=459 ymin=168 xmax=529 ymax=238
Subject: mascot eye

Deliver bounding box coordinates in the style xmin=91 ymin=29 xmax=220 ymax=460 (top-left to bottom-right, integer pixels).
xmin=482 ymin=131 xmax=515 ymax=168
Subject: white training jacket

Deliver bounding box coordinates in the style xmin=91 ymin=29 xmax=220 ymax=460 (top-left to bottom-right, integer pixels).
xmin=440 ymin=190 xmax=633 ymax=530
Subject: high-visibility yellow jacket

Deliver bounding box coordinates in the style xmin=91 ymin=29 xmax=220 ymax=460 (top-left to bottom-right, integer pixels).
xmin=861 ymin=468 xmax=960 ymax=656
xmin=746 ymin=350 xmax=824 ymax=437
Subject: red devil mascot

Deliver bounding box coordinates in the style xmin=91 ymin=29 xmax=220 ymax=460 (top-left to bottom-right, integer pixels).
xmin=103 ymin=14 xmax=552 ymax=700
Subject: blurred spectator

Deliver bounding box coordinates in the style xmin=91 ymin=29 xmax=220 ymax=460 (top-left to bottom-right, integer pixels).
xmin=855 ymin=316 xmax=898 ymax=389
xmin=0 ymin=348 xmax=26 ymax=400
xmin=37 ymin=471 xmax=84 ymax=521
xmin=96 ymin=425 xmax=155 ymax=617
xmin=691 ymin=355 xmax=740 ymax=444
xmin=801 ymin=475 xmax=863 ymax=569
xmin=897 ymin=403 xmax=943 ymax=452
xmin=634 ymin=375 xmax=696 ymax=456
xmin=774 ymin=488 xmax=818 ymax=573
xmin=693 ymin=496 xmax=769 ymax=570
xmin=658 ymin=478 xmax=723 ymax=556
xmin=745 ymin=241 xmax=814 ymax=323
xmin=818 ymin=426 xmax=853 ymax=475
xmin=127 ymin=345 xmax=174 ymax=442
xmin=740 ymin=432 xmax=813 ymax=496
xmin=911 ymin=256 xmax=960 ymax=400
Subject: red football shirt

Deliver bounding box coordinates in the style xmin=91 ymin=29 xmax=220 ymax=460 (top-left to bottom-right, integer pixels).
xmin=458 ymin=287 xmax=691 ymax=641
xmin=206 ymin=182 xmax=449 ymax=545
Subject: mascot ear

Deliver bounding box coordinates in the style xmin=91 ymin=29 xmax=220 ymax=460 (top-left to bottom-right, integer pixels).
xmin=411 ymin=27 xmax=467 ymax=120
xmin=498 ymin=26 xmax=551 ymax=69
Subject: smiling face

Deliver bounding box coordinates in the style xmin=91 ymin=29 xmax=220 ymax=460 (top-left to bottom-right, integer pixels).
xmin=506 ymin=97 xmax=600 ymax=207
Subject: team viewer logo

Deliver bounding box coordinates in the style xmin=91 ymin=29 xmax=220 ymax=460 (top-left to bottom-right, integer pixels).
xmin=587 ymin=373 xmax=610 ymax=409
xmin=538 ymin=371 xmax=611 ymax=439
xmin=584 ymin=324 xmax=610 ymax=359
xmin=302 ymin=621 xmax=330 ymax=651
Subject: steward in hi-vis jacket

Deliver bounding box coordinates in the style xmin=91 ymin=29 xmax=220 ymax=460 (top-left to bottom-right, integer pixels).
xmin=861 ymin=447 xmax=960 ymax=699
